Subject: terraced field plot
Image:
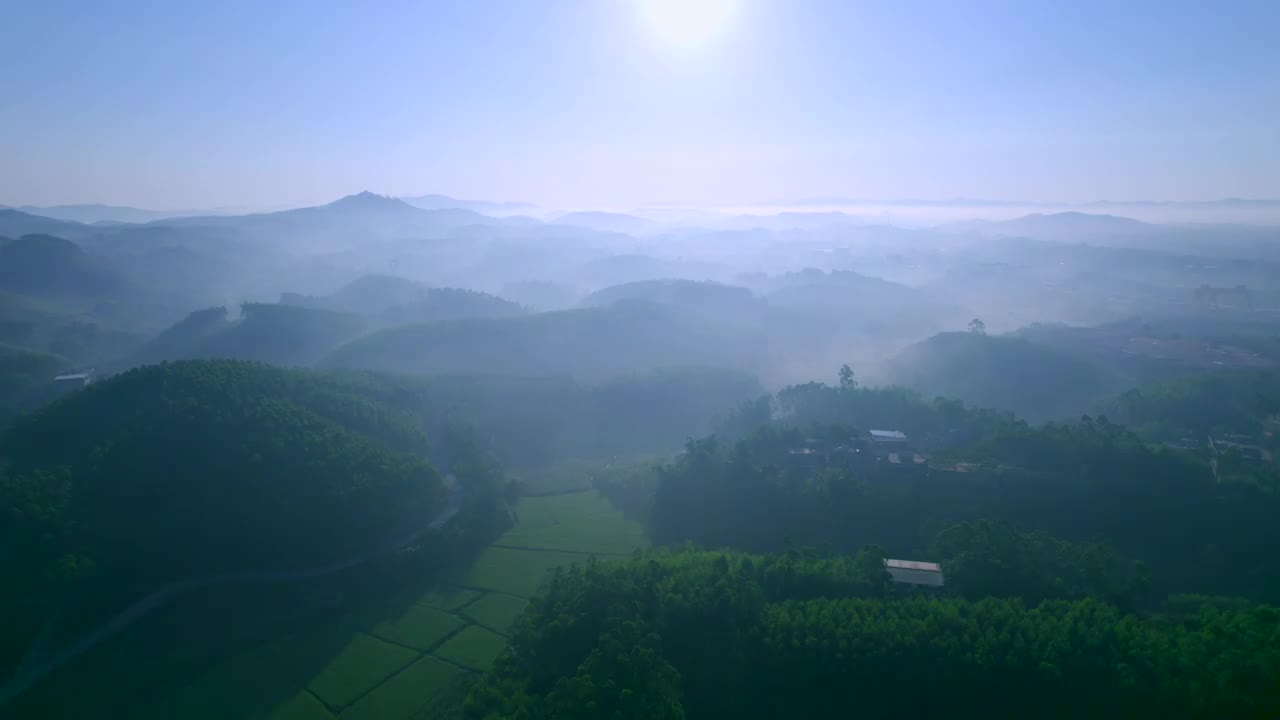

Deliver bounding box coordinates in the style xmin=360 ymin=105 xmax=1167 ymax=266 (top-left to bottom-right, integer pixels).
xmin=461 ymin=546 xmax=589 ymax=597
xmin=370 ymin=604 xmax=464 ymax=651
xmin=260 ymin=692 xmax=334 ymax=720
xmin=461 ymin=593 xmax=529 ymax=633
xmin=514 ymin=489 xmax=621 ymax=523
xmin=126 ymin=488 xmax=647 ymax=720
xmin=433 ymin=626 xmax=508 ymax=671
xmin=338 ymin=658 xmax=460 ymax=720
xmin=497 ymin=513 xmax=648 ymax=555
xmin=306 ymin=633 xmax=420 ymax=710
xmin=416 ymin=586 xmax=481 ymax=612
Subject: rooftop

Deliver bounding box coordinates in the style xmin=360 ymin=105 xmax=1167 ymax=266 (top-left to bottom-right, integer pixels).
xmin=869 ymin=430 xmax=907 ymax=441
xmin=885 ymin=559 xmax=942 ymax=572
xmin=54 ymin=371 xmax=94 ymax=381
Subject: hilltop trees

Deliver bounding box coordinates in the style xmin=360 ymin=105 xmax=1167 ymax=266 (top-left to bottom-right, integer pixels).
xmin=0 ymin=360 xmax=519 ymax=679
xmin=465 ymin=549 xmax=1280 ymax=719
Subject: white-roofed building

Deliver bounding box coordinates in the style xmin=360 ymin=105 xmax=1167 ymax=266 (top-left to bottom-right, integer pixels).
xmin=869 ymin=430 xmax=908 ymax=443
xmin=884 ymin=558 xmax=944 ymax=587
xmin=53 ymin=369 xmax=95 ymax=388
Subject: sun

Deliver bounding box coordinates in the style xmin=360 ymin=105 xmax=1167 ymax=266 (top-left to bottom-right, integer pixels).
xmin=637 ymin=0 xmax=738 ymax=49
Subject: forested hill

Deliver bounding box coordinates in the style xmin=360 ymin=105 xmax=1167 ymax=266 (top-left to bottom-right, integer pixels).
xmin=321 ymin=300 xmax=766 ymax=380
xmin=581 ymin=279 xmax=763 ymax=328
xmin=889 ymin=330 xmax=1120 ymax=422
xmin=0 ymin=360 xmax=510 ymax=677
xmin=466 ymin=550 xmax=1280 ymax=719
xmin=281 ymin=274 xmax=526 ymax=326
xmin=1096 ymin=368 xmax=1280 ymax=440
xmin=0 ymin=234 xmax=123 ymax=297
xmin=639 ymin=378 xmax=1280 ymax=602
xmin=130 ymin=302 xmax=367 ymax=367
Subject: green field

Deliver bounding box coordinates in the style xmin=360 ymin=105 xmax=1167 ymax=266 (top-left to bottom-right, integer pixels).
xmin=261 ymin=692 xmax=335 ymax=720
xmin=461 ymin=546 xmax=589 ymax=597
xmin=513 ymin=460 xmax=599 ymax=494
xmin=497 ymin=513 xmax=648 ymax=555
xmin=338 ymin=658 xmax=460 ymax=720
xmin=432 ymin=626 xmax=508 ymax=671
xmin=370 ymin=605 xmax=465 ymax=651
xmin=306 ymin=633 xmax=420 ymax=710
xmin=122 ymin=488 xmax=647 ymax=720
xmin=513 ymin=490 xmax=621 ymax=523
xmin=415 ymin=586 xmax=481 ymax=612
xmin=461 ymin=593 xmax=529 ymax=634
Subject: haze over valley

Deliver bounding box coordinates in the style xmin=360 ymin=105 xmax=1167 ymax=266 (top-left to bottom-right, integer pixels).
xmin=5 ymin=1 xmax=1280 ymax=718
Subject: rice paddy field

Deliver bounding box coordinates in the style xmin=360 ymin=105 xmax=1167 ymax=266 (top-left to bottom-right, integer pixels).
xmin=121 ymin=487 xmax=647 ymax=720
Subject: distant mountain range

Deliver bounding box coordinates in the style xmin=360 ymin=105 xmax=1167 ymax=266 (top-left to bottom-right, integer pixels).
xmin=1 ymin=193 xmax=538 ymax=226
xmin=950 ymin=211 xmax=1154 ymax=240
xmin=742 ymin=197 xmax=1280 ymax=210
xmin=0 ymin=209 xmax=87 ymax=237
xmin=553 ymin=211 xmax=659 ymax=235
xmin=3 ymin=203 xmax=242 ymax=224
xmin=399 ymin=193 xmax=539 ymax=216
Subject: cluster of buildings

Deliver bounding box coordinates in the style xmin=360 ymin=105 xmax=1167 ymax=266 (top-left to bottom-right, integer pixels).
xmin=787 ymin=428 xmax=958 ymax=478
xmin=1209 ymin=433 xmax=1271 ymax=462
xmin=1167 ymin=433 xmax=1273 ymax=464
xmin=788 ymin=429 xmax=950 ymax=586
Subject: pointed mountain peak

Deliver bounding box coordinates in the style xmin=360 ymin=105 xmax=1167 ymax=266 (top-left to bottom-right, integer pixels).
xmin=327 ymin=191 xmax=414 ymax=211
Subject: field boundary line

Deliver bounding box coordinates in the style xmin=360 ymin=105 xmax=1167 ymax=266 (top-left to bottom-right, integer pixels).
xmin=488 ymin=544 xmax=633 ymax=557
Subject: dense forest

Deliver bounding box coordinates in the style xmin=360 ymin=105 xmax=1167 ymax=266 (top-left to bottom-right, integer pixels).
xmin=10 ymin=4 xmax=1280 ymax=714
xmin=889 ymin=331 xmax=1123 ymax=422
xmin=639 ymin=379 xmax=1280 ymax=602
xmin=464 ymin=550 xmax=1280 ymax=719
xmin=0 ymin=360 xmax=511 ymax=685
xmin=321 ymin=300 xmax=766 ymax=381
xmin=1096 ymin=369 xmax=1280 ymax=441
xmin=3 ymin=199 xmax=1280 ymax=720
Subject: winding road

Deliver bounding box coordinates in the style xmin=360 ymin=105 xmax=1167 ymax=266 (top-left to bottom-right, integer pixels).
xmin=0 ymin=475 xmax=463 ymax=709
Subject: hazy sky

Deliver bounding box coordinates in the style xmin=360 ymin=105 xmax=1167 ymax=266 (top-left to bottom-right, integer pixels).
xmin=3 ymin=0 xmax=1279 ymax=209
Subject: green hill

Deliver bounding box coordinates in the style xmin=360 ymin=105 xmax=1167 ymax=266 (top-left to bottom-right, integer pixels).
xmin=322 ymin=301 xmax=765 ymax=381
xmin=0 ymin=361 xmax=450 ymax=590
xmin=889 ymin=332 xmax=1119 ymax=422
xmin=283 ymin=275 xmax=526 ymax=328
xmin=0 ymin=234 xmax=122 ymax=298
xmin=133 ymin=303 xmax=367 ymax=367
xmin=582 ymin=279 xmax=764 ymax=330
xmin=0 ymin=346 xmax=70 ymax=427
xmin=379 ymin=288 xmax=525 ymax=327
xmin=282 ymin=274 xmax=425 ymax=315
xmin=421 ymin=367 xmax=764 ymax=467
xmin=0 ymin=360 xmax=465 ymax=676
xmin=1096 ymin=369 xmax=1280 ymax=441
xmin=0 ymin=211 xmax=86 ymax=239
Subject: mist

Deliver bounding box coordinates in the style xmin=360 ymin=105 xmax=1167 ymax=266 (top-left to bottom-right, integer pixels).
xmin=7 ymin=0 xmax=1280 ymax=717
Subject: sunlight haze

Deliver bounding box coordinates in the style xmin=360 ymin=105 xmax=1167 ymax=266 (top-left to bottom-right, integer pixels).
xmin=3 ymin=0 xmax=1278 ymax=209
xmin=4 ymin=2 xmax=1280 ymax=719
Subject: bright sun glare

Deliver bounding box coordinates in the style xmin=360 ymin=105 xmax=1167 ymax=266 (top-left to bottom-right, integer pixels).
xmin=637 ymin=0 xmax=738 ymax=49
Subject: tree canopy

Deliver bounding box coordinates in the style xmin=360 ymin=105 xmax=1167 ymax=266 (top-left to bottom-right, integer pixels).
xmin=464 ymin=549 xmax=1280 ymax=719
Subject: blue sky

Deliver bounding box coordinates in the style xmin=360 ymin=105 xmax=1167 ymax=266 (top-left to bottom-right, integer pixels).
xmin=3 ymin=0 xmax=1278 ymax=209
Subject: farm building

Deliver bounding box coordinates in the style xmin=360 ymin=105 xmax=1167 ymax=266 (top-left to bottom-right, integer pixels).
xmin=869 ymin=430 xmax=908 ymax=443
xmin=884 ymin=559 xmax=944 ymax=587
xmin=53 ymin=369 xmax=95 ymax=388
